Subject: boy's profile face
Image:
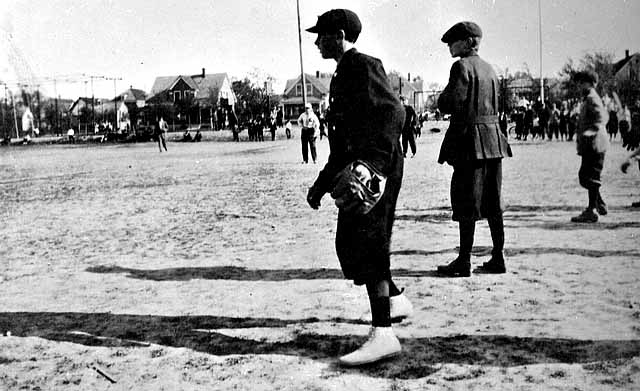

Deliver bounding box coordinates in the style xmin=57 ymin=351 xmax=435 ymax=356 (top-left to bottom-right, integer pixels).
xmin=314 ymin=32 xmax=341 ymax=59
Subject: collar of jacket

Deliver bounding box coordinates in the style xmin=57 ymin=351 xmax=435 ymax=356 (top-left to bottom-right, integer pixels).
xmin=337 ymin=48 xmax=358 ymax=68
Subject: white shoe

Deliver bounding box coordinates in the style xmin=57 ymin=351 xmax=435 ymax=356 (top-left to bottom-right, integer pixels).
xmin=390 ymin=292 xmax=414 ymax=321
xmin=338 ymin=327 xmax=401 ymax=366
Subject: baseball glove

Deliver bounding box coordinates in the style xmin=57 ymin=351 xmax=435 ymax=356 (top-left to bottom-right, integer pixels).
xmin=330 ymin=160 xmax=387 ymax=215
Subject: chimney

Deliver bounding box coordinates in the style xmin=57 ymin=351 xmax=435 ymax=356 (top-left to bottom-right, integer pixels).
xmin=202 ymin=68 xmax=206 ymax=78
xmin=626 ymin=50 xmax=630 ymax=59
xmin=408 ymin=73 xmax=411 ymax=82
xmin=316 ymin=70 xmax=320 ymax=78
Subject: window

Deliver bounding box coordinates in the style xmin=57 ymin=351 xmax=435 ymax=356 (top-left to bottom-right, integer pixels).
xmin=174 ymin=91 xmax=182 ymax=102
xmin=295 ymin=84 xmax=314 ymax=96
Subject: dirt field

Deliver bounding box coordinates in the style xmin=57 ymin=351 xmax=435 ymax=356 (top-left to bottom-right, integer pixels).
xmin=1 ymin=125 xmax=639 ymax=390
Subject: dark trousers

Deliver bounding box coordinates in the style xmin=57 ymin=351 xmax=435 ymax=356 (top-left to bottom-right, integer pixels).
xmin=301 ymin=127 xmax=317 ymax=163
xmin=335 ymin=156 xmax=403 ymax=285
xmin=578 ymin=152 xmax=605 ymax=190
xmin=156 ymin=134 xmax=167 ymax=151
xmin=401 ymin=129 xmax=416 ymax=156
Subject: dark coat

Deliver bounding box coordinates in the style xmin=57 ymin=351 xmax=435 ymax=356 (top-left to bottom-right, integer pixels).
xmin=313 ymin=48 xmax=404 ymax=193
xmin=311 ymin=48 xmax=405 ymax=284
xmin=437 ymin=54 xmax=511 ymax=166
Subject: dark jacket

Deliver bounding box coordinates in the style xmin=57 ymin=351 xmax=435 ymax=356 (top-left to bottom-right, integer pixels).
xmin=403 ymin=105 xmax=417 ymax=133
xmin=312 ymin=48 xmax=405 ymax=194
xmin=438 ymin=54 xmax=511 ymax=165
xmin=311 ymin=48 xmax=405 ymax=284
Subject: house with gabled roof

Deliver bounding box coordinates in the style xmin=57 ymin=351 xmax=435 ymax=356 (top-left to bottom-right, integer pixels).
xmin=387 ymin=73 xmax=425 ymax=111
xmin=148 ymin=69 xmax=236 ymax=107
xmin=281 ymin=71 xmax=331 ymax=119
xmin=116 ymin=87 xmax=147 ymax=108
xmin=614 ymin=50 xmax=640 ymax=83
xmin=69 ymin=96 xmax=112 ymax=117
xmin=147 ymin=69 xmax=237 ymax=128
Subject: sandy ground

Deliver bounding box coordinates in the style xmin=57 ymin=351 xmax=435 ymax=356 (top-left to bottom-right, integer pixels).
xmin=0 ymin=124 xmax=639 ymax=390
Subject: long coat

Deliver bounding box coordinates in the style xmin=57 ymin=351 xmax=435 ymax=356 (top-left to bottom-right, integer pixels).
xmin=437 ymin=54 xmax=511 ymax=166
xmin=311 ymin=48 xmax=405 ymax=284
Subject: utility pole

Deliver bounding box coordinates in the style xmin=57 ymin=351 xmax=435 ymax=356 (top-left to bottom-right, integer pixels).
xmin=10 ymin=90 xmax=18 ymax=139
xmin=538 ymin=0 xmax=544 ymax=104
xmin=102 ymin=76 xmax=122 ymax=131
xmin=296 ymin=0 xmax=307 ymax=110
xmin=90 ymin=75 xmax=96 ymax=133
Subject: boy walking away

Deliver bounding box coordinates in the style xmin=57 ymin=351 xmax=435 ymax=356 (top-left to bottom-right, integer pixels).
xmin=571 ymin=71 xmax=609 ymax=223
xmin=435 ymin=21 xmax=512 ymax=277
xmin=305 ymin=9 xmax=413 ymax=366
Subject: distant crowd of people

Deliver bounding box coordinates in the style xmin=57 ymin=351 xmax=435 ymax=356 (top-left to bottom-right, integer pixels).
xmin=505 ymin=94 xmax=639 ymax=145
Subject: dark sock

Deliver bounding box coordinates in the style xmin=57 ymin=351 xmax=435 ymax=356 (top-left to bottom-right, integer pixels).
xmin=488 ymin=216 xmax=505 ymax=259
xmin=459 ymin=220 xmax=475 ymax=259
xmin=388 ymin=279 xmax=402 ymax=297
xmin=369 ymin=296 xmax=391 ymax=327
xmin=588 ymin=187 xmax=598 ymax=210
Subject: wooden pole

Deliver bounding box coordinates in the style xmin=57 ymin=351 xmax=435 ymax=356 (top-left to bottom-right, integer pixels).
xmin=296 ymin=0 xmax=307 ymax=110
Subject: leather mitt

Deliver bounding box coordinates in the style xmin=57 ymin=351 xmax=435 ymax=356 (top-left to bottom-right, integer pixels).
xmin=330 ymin=161 xmax=386 ymax=215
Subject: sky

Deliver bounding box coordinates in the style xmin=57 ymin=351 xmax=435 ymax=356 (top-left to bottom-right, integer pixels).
xmin=0 ymin=0 xmax=638 ymax=100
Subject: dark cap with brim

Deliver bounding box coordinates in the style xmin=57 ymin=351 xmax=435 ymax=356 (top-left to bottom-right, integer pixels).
xmin=441 ymin=21 xmax=482 ymax=44
xmin=306 ymin=9 xmax=362 ymax=42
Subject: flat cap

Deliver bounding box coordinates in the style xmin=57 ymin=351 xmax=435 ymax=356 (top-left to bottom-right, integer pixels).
xmin=441 ymin=21 xmax=482 ymax=44
xmin=572 ymin=70 xmax=598 ymax=84
xmin=306 ymin=9 xmax=362 ymax=42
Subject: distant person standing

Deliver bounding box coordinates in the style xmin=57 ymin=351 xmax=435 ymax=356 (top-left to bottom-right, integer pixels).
xmin=400 ymin=96 xmax=417 ymax=158
xmin=21 ymin=105 xmax=34 ymax=144
xmin=618 ymin=104 xmax=631 ymax=144
xmin=435 ymin=21 xmax=512 ymax=277
xmin=155 ymin=116 xmax=168 ymax=152
xmin=67 ymin=126 xmax=75 ymax=143
xmin=297 ymin=103 xmax=319 ymax=163
xmin=284 ymin=119 xmax=292 ymax=139
xmin=622 ymin=99 xmax=640 ymax=151
xmin=549 ymin=103 xmax=560 ymax=140
xmin=621 ymin=147 xmax=640 ymax=208
xmin=268 ymin=116 xmax=277 ymax=141
xmin=559 ymin=102 xmax=569 ymax=141
xmin=570 ymin=70 xmax=609 ymax=223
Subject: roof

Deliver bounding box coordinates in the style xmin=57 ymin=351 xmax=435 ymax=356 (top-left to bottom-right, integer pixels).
xmin=613 ymin=52 xmax=640 ymax=75
xmin=148 ymin=73 xmax=230 ymax=101
xmin=283 ymin=73 xmax=331 ymax=96
xmin=280 ymin=96 xmax=326 ymax=105
xmin=117 ymin=88 xmax=147 ymax=102
xmin=387 ymin=74 xmax=420 ymax=97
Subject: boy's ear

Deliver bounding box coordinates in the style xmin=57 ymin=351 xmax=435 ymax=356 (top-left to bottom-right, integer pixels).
xmin=336 ymin=29 xmax=346 ymax=41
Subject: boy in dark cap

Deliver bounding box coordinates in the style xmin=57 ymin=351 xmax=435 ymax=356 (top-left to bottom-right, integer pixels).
xmin=570 ymin=70 xmax=609 ymax=222
xmin=436 ymin=21 xmax=512 ymax=277
xmin=305 ymin=8 xmax=411 ymax=366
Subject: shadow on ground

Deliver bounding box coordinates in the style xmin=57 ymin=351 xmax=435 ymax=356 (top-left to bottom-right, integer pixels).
xmin=85 ymin=245 xmax=640 ymax=282
xmin=1 ymin=312 xmax=639 ymax=379
xmin=392 ymin=246 xmax=640 ymax=259
xmin=85 ymin=265 xmax=441 ymax=281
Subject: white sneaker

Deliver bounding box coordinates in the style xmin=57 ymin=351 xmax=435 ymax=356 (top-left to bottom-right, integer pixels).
xmin=338 ymin=327 xmax=401 ymax=366
xmin=390 ymin=293 xmax=414 ymax=322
